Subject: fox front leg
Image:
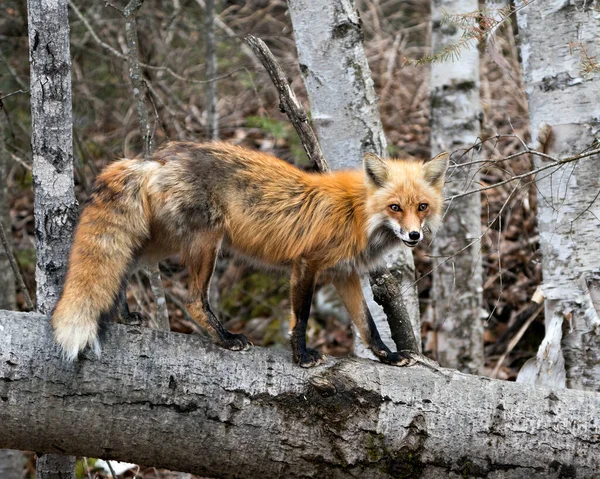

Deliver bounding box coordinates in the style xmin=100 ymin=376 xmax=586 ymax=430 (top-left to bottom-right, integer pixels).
xmin=289 ymin=261 xmax=327 ymax=368
xmin=333 ymin=270 xmax=415 ymax=367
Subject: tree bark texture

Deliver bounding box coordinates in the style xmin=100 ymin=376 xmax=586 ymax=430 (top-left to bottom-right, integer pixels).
xmin=35 ymin=455 xmax=76 ymax=479
xmin=27 ymin=0 xmax=77 ymax=475
xmin=430 ymin=0 xmax=484 ymax=374
xmin=28 ymin=0 xmax=78 ymax=315
xmin=0 ymin=450 xmax=25 ymax=479
xmin=516 ymin=1 xmax=600 ymax=391
xmin=1 ymin=311 xmax=599 ymax=478
xmin=287 ymin=0 xmax=421 ymax=357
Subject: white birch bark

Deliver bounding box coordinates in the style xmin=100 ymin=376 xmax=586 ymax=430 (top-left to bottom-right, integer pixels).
xmin=28 ymin=0 xmax=78 ymax=314
xmin=516 ymin=1 xmax=600 ymax=391
xmin=430 ymin=0 xmax=484 ymax=373
xmin=288 ymin=0 xmax=420 ymax=357
xmin=27 ymin=0 xmax=77 ymax=476
xmin=1 ymin=311 xmax=599 ymax=478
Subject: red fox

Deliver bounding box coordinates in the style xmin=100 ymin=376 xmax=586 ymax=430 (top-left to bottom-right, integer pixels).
xmin=52 ymin=142 xmax=448 ymax=367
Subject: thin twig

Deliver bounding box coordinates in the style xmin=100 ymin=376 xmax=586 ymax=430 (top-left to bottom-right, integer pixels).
xmin=0 ymin=220 xmax=34 ymax=310
xmin=447 ymin=147 xmax=600 ymax=201
xmin=0 ymin=90 xmax=29 ymax=102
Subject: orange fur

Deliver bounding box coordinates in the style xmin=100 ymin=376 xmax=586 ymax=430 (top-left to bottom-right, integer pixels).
xmin=51 ymin=141 xmax=448 ymax=364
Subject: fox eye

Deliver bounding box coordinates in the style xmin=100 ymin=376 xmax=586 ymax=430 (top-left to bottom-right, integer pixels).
xmin=418 ymin=203 xmax=428 ymax=212
xmin=389 ymin=204 xmax=402 ymax=212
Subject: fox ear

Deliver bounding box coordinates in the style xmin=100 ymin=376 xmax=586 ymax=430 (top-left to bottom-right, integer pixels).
xmin=364 ymin=152 xmax=389 ymax=188
xmin=424 ymin=152 xmax=449 ymax=189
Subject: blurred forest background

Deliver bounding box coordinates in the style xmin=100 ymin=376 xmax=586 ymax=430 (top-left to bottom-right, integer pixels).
xmin=0 ymin=0 xmax=537 ymax=393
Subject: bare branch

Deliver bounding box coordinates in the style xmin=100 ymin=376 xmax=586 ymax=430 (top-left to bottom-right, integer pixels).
xmin=447 ymin=146 xmax=600 ymax=201
xmin=246 ymin=36 xmax=329 ymax=173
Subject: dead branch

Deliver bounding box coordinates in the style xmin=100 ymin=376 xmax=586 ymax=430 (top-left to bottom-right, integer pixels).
xmin=246 ymin=35 xmax=329 ymax=172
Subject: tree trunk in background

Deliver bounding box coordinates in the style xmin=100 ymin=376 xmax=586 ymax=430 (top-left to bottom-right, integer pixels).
xmin=288 ymin=0 xmax=421 ymax=358
xmin=2 ymin=311 xmax=600 ymax=478
xmin=516 ymin=2 xmax=600 ymax=391
xmin=205 ymin=0 xmax=218 ymax=140
xmin=27 ymin=0 xmax=77 ymax=476
xmin=430 ymin=0 xmax=484 ymax=373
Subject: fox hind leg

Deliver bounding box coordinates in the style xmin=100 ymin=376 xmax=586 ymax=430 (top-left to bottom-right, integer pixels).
xmin=184 ymin=232 xmax=251 ymax=351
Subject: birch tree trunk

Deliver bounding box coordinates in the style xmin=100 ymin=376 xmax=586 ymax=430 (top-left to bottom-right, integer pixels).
xmin=430 ymin=0 xmax=484 ymax=373
xmin=516 ymin=2 xmax=600 ymax=391
xmin=288 ymin=0 xmax=421 ymax=358
xmin=1 ymin=311 xmax=599 ymax=478
xmin=27 ymin=0 xmax=77 ymax=476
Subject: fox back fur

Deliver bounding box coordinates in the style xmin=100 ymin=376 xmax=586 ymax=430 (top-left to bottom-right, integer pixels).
xmin=52 ymin=141 xmax=448 ymax=367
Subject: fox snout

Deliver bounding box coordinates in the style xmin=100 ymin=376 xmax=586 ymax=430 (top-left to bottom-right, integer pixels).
xmin=398 ymin=227 xmax=423 ymax=247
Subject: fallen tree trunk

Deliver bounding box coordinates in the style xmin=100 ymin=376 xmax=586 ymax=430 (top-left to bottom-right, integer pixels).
xmin=1 ymin=311 xmax=599 ymax=478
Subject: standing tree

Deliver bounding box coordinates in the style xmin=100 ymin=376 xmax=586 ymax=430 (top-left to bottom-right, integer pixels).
xmin=27 ymin=0 xmax=77 ymax=477
xmin=288 ymin=0 xmax=421 ymax=358
xmin=430 ymin=0 xmax=484 ymax=373
xmin=516 ymin=1 xmax=600 ymax=390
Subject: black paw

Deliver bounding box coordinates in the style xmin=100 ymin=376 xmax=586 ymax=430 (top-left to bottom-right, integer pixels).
xmin=218 ymin=332 xmax=253 ymax=351
xmin=375 ymin=349 xmax=416 ymax=367
xmin=121 ymin=311 xmax=145 ymax=326
xmin=294 ymin=348 xmax=327 ymax=368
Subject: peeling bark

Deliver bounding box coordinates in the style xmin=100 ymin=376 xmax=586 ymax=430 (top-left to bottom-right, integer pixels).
xmin=1 ymin=311 xmax=599 ymax=478
xmin=430 ymin=0 xmax=484 ymax=373
xmin=517 ymin=1 xmax=600 ymax=391
xmin=288 ymin=0 xmax=421 ymax=356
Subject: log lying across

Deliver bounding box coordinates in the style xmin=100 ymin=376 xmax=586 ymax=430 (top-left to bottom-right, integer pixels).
xmin=1 ymin=311 xmax=598 ymax=478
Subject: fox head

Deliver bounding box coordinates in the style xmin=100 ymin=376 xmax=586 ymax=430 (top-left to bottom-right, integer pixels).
xmin=363 ymin=151 xmax=449 ymax=248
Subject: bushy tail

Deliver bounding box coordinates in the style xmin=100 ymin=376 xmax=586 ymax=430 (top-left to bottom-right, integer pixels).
xmin=52 ymin=160 xmax=152 ymax=360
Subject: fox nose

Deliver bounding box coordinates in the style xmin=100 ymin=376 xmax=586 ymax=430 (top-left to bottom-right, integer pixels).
xmin=409 ymin=231 xmax=421 ymax=241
